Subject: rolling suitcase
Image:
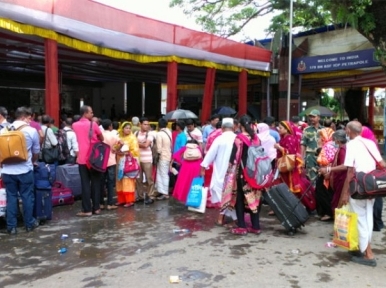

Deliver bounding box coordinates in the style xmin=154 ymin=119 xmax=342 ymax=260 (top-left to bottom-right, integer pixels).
xmin=34 ymin=188 xmax=53 ymax=223
xmin=56 ymin=164 xmax=82 ymax=198
xmin=34 ymin=162 xmax=56 ymax=189
xmin=265 ymin=183 xmax=309 ymax=235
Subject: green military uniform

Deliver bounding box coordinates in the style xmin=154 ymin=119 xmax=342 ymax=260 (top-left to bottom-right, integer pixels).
xmin=301 ymin=124 xmax=324 ymax=182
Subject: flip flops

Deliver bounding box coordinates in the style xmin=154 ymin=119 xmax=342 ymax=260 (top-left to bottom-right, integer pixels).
xmin=76 ymin=212 xmax=92 ymax=217
xmin=351 ymin=256 xmax=377 ymax=267
xmin=231 ymin=228 xmax=248 ymax=235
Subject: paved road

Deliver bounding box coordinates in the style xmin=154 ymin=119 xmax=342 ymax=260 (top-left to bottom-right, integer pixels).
xmin=0 ymin=199 xmax=385 ymax=288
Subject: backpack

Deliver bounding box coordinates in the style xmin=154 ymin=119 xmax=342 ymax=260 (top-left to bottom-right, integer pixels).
xmin=56 ymin=129 xmax=71 ymax=162
xmin=241 ymin=136 xmax=273 ymax=190
xmin=86 ymin=121 xmax=110 ymax=172
xmin=0 ymin=124 xmax=29 ymax=164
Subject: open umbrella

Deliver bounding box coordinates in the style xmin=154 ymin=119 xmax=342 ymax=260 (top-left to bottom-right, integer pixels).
xmin=299 ymin=105 xmax=336 ymax=117
xmin=164 ymin=109 xmax=198 ymax=120
xmin=212 ymin=106 xmax=236 ymax=116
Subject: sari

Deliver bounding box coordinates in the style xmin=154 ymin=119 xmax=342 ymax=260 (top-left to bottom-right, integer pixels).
xmin=277 ymin=121 xmax=305 ymax=193
xmin=116 ymin=122 xmax=140 ymax=204
xmin=224 ymin=133 xmax=261 ymax=214
xmin=330 ymin=145 xmax=347 ymax=213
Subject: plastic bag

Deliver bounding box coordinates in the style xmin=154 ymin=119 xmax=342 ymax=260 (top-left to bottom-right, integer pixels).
xmin=117 ymin=157 xmax=125 ymax=181
xmin=333 ymin=205 xmax=359 ymax=251
xmin=186 ymin=177 xmax=203 ymax=208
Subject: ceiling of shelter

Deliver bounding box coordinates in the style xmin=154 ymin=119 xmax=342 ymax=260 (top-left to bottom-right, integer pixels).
xmin=0 ymin=29 xmax=244 ymax=89
xmin=1 ymin=28 xmax=384 ymax=92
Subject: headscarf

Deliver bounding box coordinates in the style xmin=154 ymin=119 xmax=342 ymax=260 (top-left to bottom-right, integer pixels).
xmin=280 ymin=121 xmax=294 ymax=135
xmin=319 ymin=128 xmax=334 ymax=145
xmin=361 ymin=126 xmax=378 ymax=147
xmin=257 ymin=123 xmax=270 ymax=142
xmin=118 ymin=121 xmax=131 ymax=138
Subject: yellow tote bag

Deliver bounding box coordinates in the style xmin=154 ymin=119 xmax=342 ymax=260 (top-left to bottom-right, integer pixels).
xmin=333 ymin=205 xmax=359 ymax=251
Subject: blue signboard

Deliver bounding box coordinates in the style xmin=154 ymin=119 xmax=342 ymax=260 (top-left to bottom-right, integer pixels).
xmin=292 ymin=49 xmax=380 ymax=74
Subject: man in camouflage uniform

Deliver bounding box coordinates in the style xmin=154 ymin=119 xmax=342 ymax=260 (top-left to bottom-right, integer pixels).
xmin=301 ymin=109 xmax=323 ymax=183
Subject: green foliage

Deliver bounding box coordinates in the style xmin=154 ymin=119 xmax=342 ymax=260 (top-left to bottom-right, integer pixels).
xmin=320 ymin=92 xmax=341 ymax=114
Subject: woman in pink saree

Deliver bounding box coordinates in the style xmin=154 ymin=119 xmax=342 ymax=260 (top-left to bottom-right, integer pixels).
xmin=318 ymin=130 xmax=347 ymax=213
xmin=171 ymin=140 xmax=203 ymax=203
xmin=275 ymin=121 xmax=316 ymax=212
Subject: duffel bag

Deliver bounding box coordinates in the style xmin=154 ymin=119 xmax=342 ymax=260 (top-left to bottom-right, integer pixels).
xmin=350 ymin=169 xmax=386 ymax=199
xmin=52 ymin=181 xmax=74 ymax=207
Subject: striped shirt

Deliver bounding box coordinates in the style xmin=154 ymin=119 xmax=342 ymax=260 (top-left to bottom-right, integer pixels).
xmin=136 ymin=131 xmax=154 ymax=163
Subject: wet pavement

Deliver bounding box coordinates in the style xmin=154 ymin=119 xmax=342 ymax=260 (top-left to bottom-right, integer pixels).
xmin=1 ymin=198 xmax=386 ymax=288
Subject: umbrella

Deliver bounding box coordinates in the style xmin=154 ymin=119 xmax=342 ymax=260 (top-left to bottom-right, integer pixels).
xmin=212 ymin=106 xmax=236 ymax=116
xmin=299 ymin=105 xmax=336 ymax=117
xmin=164 ymin=109 xmax=198 ymax=120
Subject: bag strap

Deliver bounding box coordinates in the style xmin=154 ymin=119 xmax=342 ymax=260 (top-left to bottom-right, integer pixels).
xmin=41 ymin=127 xmax=49 ymax=150
xmin=161 ymin=129 xmax=172 ymax=148
xmin=358 ymin=138 xmax=380 ymax=167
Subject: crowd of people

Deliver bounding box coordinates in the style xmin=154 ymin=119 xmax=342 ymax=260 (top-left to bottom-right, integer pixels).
xmin=0 ymin=104 xmax=384 ymax=267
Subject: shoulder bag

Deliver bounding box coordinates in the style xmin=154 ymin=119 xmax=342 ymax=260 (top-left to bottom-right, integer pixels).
xmin=40 ymin=127 xmax=59 ymax=164
xmin=349 ymin=140 xmax=386 ymax=199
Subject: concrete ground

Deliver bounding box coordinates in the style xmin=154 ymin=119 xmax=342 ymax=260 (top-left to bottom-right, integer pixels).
xmin=0 ymin=198 xmax=385 ymax=288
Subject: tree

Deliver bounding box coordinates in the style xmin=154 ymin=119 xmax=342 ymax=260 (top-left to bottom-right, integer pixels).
xmin=169 ymin=0 xmax=386 ymax=65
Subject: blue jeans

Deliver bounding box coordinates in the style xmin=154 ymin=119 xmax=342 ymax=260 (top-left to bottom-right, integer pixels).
xmin=100 ymin=165 xmax=116 ymax=206
xmin=2 ymin=171 xmax=36 ymax=229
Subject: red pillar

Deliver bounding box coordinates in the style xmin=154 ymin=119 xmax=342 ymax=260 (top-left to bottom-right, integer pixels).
xmin=44 ymin=39 xmax=59 ymax=126
xmin=238 ymin=70 xmax=247 ymax=115
xmin=201 ymin=68 xmax=216 ymax=123
xmin=368 ymin=86 xmax=375 ymax=128
xmin=166 ymin=61 xmax=178 ymax=112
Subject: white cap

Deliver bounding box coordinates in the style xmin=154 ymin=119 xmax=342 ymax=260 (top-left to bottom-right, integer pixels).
xmin=121 ymin=144 xmax=129 ymax=152
xmin=222 ymin=118 xmax=234 ymax=128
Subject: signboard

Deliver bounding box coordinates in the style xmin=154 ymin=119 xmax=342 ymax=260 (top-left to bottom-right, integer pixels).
xmin=292 ymin=49 xmax=380 ymax=74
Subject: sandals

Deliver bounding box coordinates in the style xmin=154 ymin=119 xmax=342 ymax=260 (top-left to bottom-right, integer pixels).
xmin=93 ymin=209 xmax=101 ymax=215
xmin=351 ymin=256 xmax=377 ymax=267
xmin=76 ymin=212 xmax=92 ymax=217
xmin=247 ymin=227 xmax=262 ymax=234
xmin=268 ymin=211 xmax=276 ymax=216
xmin=320 ymin=215 xmax=332 ymax=222
xmin=123 ymin=203 xmax=134 ymax=208
xmin=231 ymin=227 xmax=248 ymax=235
xmin=156 ymin=195 xmax=169 ymax=201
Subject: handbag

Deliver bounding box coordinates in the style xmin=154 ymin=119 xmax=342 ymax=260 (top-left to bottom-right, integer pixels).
xmin=349 ymin=140 xmax=386 ymax=199
xmin=183 ymin=143 xmax=202 ymax=161
xmin=40 ymin=127 xmax=59 ymax=164
xmin=186 ymin=177 xmax=204 ymax=208
xmin=277 ymin=153 xmax=296 ymax=173
xmin=52 ymin=181 xmax=74 ymax=207
xmin=123 ymin=153 xmax=140 ymax=178
xmin=333 ymin=205 xmax=359 ymax=251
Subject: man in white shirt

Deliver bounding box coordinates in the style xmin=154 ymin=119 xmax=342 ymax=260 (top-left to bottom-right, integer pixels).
xmin=41 ymin=115 xmax=58 ymax=148
xmin=341 ymin=121 xmax=386 ymax=267
xmin=63 ymin=118 xmax=79 ymax=163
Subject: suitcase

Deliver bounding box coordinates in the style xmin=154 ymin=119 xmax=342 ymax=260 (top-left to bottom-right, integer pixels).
xmin=265 ymin=183 xmax=309 ymax=235
xmin=34 ymin=188 xmax=53 ymax=223
xmin=34 ymin=162 xmax=56 ymax=189
xmin=52 ymin=181 xmax=74 ymax=207
xmin=56 ymin=164 xmax=82 ymax=198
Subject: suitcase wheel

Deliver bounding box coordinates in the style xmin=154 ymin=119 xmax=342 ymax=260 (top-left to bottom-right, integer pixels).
xmin=287 ymin=228 xmax=297 ymax=236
